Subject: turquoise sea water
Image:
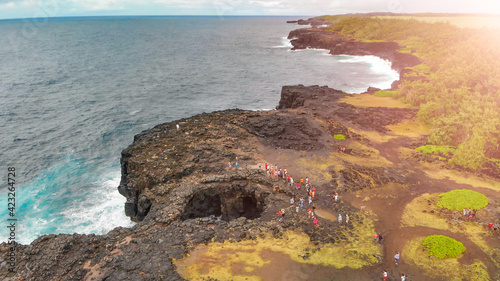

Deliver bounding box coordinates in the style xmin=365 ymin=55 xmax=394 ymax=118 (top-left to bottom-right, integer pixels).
xmin=0 ymin=16 xmax=399 ymax=244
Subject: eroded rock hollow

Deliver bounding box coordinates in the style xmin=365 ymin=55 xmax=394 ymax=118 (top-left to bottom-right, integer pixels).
xmin=181 ymin=183 xmax=267 ymax=221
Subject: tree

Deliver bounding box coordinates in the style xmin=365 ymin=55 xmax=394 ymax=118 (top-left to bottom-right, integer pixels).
xmin=449 ymin=133 xmax=486 ymax=171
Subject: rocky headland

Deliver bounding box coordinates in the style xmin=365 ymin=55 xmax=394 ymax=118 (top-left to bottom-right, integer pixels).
xmin=2 ymin=19 xmax=499 ymax=281
xmin=1 ymin=86 xmax=402 ymax=280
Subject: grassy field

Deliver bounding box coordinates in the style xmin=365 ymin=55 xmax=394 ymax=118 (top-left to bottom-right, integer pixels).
xmin=339 ymin=93 xmax=410 ymax=108
xmin=376 ymin=16 xmax=500 ymax=29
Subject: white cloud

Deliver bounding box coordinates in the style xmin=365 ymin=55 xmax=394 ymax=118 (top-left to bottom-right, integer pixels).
xmin=0 ymin=1 xmax=15 ymax=8
xmin=2 ymin=0 xmax=500 ymax=20
xmin=248 ymin=1 xmax=282 ymax=8
xmin=75 ymin=0 xmax=124 ymax=11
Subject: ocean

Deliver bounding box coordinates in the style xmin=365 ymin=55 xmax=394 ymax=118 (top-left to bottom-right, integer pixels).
xmin=0 ymin=16 xmax=399 ymax=244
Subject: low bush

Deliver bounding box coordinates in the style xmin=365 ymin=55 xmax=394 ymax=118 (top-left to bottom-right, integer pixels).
xmin=423 ymin=235 xmax=465 ymax=258
xmin=437 ymin=189 xmax=488 ymax=211
xmin=334 ymin=134 xmax=346 ymax=140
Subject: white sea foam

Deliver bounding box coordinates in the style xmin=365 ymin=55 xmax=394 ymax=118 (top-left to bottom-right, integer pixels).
xmin=60 ymin=171 xmax=135 ymax=236
xmin=129 ymin=109 xmax=141 ymax=115
xmin=336 ymin=55 xmax=400 ymax=91
xmin=272 ymin=36 xmax=293 ymax=48
xmin=291 ymin=47 xmax=329 ymax=53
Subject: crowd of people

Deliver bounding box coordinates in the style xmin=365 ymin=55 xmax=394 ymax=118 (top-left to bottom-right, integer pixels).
xmin=260 ymin=161 xmax=411 ymax=280
xmin=462 ymin=208 xmax=476 ymax=218
xmin=256 ymin=162 xmax=350 ymax=228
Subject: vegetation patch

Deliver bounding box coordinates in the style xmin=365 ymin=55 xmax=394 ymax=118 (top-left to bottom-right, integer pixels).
xmin=420 ymin=162 xmax=500 ymax=192
xmin=437 ymin=189 xmax=489 ymax=211
xmin=348 ymin=127 xmax=396 ymax=143
xmin=403 ymin=237 xmax=489 ymax=281
xmin=338 ymin=94 xmax=409 ymax=108
xmin=386 ymin=120 xmax=429 ymax=138
xmin=416 ymin=145 xmax=455 ymax=156
xmin=333 ymin=143 xmax=393 ymax=167
xmin=175 ymin=214 xmax=381 ymax=280
xmin=403 ymin=64 xmax=431 ymax=78
xmin=373 ymin=90 xmax=397 ymax=97
xmin=400 ymin=193 xmax=500 ymax=269
xmin=334 ymin=134 xmax=346 ymax=140
xmin=376 ymin=15 xmax=500 ymax=29
xmin=401 ymin=193 xmax=449 ymax=230
xmin=422 ymin=235 xmax=465 ymax=259
xmin=296 ymin=154 xmax=335 ymax=182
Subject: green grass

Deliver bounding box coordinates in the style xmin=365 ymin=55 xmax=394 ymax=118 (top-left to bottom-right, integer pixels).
xmin=373 ymin=90 xmax=397 ymax=97
xmin=334 ymin=134 xmax=346 ymax=140
xmin=416 ymin=145 xmax=455 ymax=156
xmin=437 ymin=189 xmax=489 ymax=211
xmin=403 ymin=64 xmax=432 ymax=78
xmin=423 ymin=235 xmax=466 ymax=258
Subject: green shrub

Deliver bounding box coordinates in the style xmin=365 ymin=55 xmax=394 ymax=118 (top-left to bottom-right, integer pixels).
xmin=334 ymin=134 xmax=346 ymax=140
xmin=423 ymin=235 xmax=465 ymax=258
xmin=437 ymin=189 xmax=489 ymax=211
xmin=416 ymin=145 xmax=455 ymax=156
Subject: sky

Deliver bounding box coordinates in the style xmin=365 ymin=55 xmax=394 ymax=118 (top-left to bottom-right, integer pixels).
xmin=1 ymin=0 xmax=500 ymax=20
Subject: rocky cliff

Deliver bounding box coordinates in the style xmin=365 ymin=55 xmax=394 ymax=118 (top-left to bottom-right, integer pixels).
xmin=0 ymin=82 xmax=416 ymax=280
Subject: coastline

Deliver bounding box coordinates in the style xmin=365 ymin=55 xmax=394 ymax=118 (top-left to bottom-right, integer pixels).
xmin=2 ymin=18 xmax=499 ymax=281
xmin=286 ymin=23 xmax=421 ymax=91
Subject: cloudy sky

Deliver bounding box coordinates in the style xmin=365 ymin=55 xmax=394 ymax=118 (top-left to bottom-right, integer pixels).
xmin=1 ymin=0 xmax=500 ymax=20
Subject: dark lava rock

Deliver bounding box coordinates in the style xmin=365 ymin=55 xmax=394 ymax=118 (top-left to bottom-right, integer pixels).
xmin=287 ymin=18 xmax=332 ymax=27
xmin=243 ymin=113 xmax=324 ymax=151
xmin=337 ymin=165 xmax=410 ymax=192
xmin=277 ymin=84 xmax=346 ymax=109
xmin=279 ymin=84 xmax=417 ymax=133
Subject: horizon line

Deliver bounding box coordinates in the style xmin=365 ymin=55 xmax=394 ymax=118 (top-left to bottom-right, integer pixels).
xmin=2 ymin=12 xmax=500 ymax=22
xmin=0 ymin=14 xmax=310 ymax=22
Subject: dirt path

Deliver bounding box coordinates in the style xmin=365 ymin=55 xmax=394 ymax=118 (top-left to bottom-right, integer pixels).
xmin=356 ymin=136 xmax=500 ymax=279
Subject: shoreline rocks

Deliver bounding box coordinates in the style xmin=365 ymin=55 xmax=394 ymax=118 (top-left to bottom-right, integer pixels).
xmin=287 ymin=27 xmax=421 ymax=89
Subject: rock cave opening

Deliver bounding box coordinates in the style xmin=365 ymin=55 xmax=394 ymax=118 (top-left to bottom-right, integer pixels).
xmin=180 ymin=189 xmax=222 ymax=220
xmin=227 ymin=196 xmax=261 ymax=220
xmin=181 ymin=188 xmax=265 ymax=221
